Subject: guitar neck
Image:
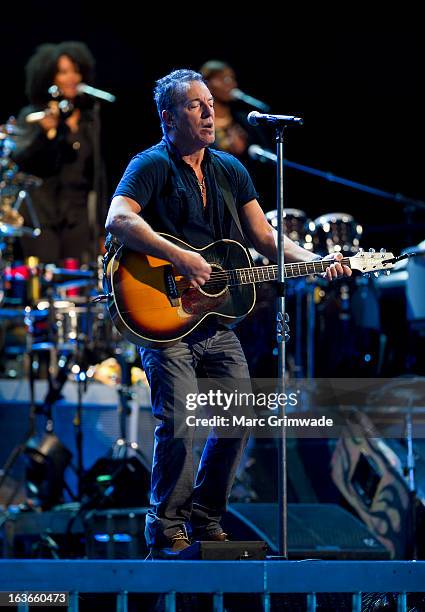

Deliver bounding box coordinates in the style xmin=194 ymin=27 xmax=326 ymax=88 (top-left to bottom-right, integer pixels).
xmin=228 ymin=258 xmax=351 ymax=285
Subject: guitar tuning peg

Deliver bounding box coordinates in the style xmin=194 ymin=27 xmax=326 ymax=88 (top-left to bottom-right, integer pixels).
xmin=373 ymin=272 xmax=379 ymax=277
xmin=385 ymin=270 xmax=391 ymax=276
xmin=359 ymin=248 xmax=364 ymax=255
xmin=369 ymin=248 xmax=375 ymax=254
xmin=364 ymin=273 xmax=371 ymax=279
xmin=380 ymin=248 xmax=386 ymax=255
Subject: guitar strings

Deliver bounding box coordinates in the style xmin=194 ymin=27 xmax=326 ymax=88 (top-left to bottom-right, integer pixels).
xmin=174 ymin=258 xmax=352 ymax=289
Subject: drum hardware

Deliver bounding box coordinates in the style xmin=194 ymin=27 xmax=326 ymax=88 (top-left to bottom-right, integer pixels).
xmin=0 ymin=264 xmax=116 ymax=506
xmin=0 ymin=339 xmax=75 ymax=509
xmin=1 ymin=118 xmax=42 ymax=239
xmin=91 ymin=293 xmax=109 ymax=303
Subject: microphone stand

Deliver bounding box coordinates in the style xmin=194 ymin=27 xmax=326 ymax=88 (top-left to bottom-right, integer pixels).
xmin=90 ymin=101 xmax=102 ymax=264
xmin=275 ymin=124 xmax=289 ymax=559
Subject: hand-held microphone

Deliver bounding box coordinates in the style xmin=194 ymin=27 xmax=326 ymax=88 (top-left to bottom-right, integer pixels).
xmin=230 ymin=89 xmax=270 ymax=112
xmin=77 ymin=83 xmax=116 ymax=103
xmin=247 ymin=111 xmax=303 ymax=127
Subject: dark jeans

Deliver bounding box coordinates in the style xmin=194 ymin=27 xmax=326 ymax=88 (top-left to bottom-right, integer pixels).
xmin=139 ymin=322 xmax=250 ymax=548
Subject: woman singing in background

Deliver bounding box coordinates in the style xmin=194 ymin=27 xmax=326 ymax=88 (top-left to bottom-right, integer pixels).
xmin=12 ymin=41 xmax=106 ymax=264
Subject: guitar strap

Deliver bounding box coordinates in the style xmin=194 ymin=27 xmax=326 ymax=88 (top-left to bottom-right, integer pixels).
xmin=210 ymin=155 xmax=246 ymax=243
xmin=104 ymin=147 xmax=247 ymax=257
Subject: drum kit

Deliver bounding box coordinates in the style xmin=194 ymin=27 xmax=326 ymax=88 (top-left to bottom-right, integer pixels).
xmin=265 ymin=208 xmax=363 ymax=256
xmin=0 ymin=118 xmax=144 ymax=508
xmin=1 ymin=117 xmax=127 ymax=377
xmin=0 ymin=118 xmax=140 ymax=448
xmin=258 ymin=208 xmax=386 ymax=378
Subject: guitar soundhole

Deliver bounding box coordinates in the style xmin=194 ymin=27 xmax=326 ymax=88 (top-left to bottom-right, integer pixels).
xmin=199 ymin=263 xmax=228 ymax=297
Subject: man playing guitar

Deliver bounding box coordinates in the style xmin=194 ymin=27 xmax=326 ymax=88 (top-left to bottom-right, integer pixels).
xmin=105 ymin=68 xmax=351 ymax=559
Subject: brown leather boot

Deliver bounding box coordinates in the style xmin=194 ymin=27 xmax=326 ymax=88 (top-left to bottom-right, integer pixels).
xmin=206 ymin=531 xmax=229 ymax=542
xmin=151 ymin=528 xmax=191 ymax=559
xmin=195 ymin=530 xmax=229 ymax=542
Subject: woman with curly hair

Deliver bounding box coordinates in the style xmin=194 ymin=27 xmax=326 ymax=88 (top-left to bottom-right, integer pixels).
xmin=13 ymin=41 xmax=105 ymax=263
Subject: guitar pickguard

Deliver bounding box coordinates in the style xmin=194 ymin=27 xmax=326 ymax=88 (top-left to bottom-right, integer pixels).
xmin=181 ymin=287 xmax=228 ymax=315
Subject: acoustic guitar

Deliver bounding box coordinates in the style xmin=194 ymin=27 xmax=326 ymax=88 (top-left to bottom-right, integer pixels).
xmin=104 ymin=234 xmax=396 ymax=348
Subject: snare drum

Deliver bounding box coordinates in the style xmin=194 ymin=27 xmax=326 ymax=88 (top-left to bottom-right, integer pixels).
xmin=311 ymin=212 xmax=363 ymax=256
xmin=266 ymin=208 xmax=310 ymax=247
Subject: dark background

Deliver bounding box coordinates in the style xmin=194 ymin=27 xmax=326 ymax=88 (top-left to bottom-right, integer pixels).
xmin=1 ymin=10 xmax=424 ymax=253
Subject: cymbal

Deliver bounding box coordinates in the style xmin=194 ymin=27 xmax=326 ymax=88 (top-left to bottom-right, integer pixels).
xmin=54 ymin=279 xmax=97 ymax=292
xmin=0 ymin=171 xmax=43 ymax=191
xmin=41 ymin=267 xmax=96 ymax=293
xmin=13 ymin=172 xmax=43 ymax=189
xmin=0 ymin=119 xmax=22 ymax=136
xmin=43 ymin=266 xmax=95 ymax=278
xmin=0 ymin=307 xmax=49 ymax=320
xmin=366 ymin=376 xmax=425 ymax=407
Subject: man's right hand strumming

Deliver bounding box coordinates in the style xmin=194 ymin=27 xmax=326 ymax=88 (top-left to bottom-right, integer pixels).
xmin=172 ymin=249 xmax=212 ymax=289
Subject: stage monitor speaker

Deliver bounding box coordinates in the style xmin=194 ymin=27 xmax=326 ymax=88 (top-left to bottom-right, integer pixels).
xmin=223 ymin=502 xmax=390 ymax=560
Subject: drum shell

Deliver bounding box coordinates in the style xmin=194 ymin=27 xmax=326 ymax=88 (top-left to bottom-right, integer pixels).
xmin=312 ymin=212 xmax=362 ymax=256
xmin=266 ymin=208 xmax=310 ymax=247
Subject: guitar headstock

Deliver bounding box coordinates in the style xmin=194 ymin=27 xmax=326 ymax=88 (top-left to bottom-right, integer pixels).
xmin=349 ymin=248 xmax=395 ymax=275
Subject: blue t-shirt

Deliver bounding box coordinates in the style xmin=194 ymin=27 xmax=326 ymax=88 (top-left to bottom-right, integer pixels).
xmin=113 ymin=138 xmax=257 ymax=248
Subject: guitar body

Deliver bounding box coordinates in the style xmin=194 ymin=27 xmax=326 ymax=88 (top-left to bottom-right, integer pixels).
xmin=106 ymin=234 xmax=256 ymax=347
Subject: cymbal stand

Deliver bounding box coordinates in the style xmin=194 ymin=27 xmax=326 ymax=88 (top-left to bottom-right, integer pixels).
xmin=111 ymin=345 xmax=146 ymax=463
xmin=111 ymin=347 xmax=133 ymax=458
xmin=12 ymin=189 xmax=41 ymax=237
xmin=0 ymin=334 xmax=37 ymax=500
xmin=0 ymin=302 xmax=66 ymax=504
xmin=69 ymin=298 xmax=100 ymax=499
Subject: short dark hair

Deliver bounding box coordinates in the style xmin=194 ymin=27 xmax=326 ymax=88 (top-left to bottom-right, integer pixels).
xmin=25 ymin=41 xmax=95 ymax=106
xmin=153 ymin=69 xmax=205 ymax=134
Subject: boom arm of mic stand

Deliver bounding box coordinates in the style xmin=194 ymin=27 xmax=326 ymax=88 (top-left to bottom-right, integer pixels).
xmin=249 ymin=146 xmax=425 ymax=211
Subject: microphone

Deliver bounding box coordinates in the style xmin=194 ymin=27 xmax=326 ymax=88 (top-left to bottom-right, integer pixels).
xmin=230 ymin=89 xmax=270 ymax=112
xmin=248 ymin=144 xmax=277 ymax=164
xmin=77 ymin=83 xmax=116 ymax=103
xmin=26 ymin=111 xmax=48 ymax=124
xmin=247 ymin=111 xmax=303 ymax=127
